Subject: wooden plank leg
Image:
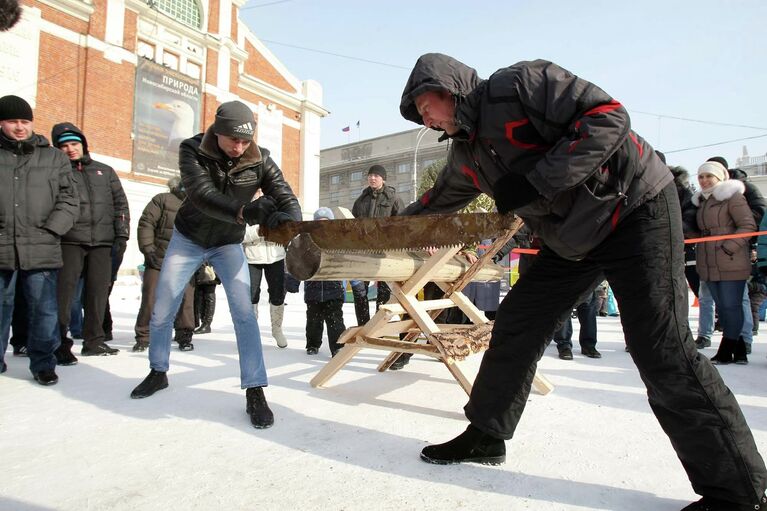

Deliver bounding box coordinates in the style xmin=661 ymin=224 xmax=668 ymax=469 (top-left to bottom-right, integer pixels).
xmin=377 ymin=352 xmax=401 ymax=372
xmin=532 ymin=372 xmax=555 ymax=395
xmin=442 ymin=358 xmax=473 ymax=396
xmin=310 ymin=344 xmax=362 ymax=388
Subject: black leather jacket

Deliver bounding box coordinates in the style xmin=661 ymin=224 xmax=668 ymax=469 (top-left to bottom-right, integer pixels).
xmin=175 ymin=127 xmax=301 ymax=248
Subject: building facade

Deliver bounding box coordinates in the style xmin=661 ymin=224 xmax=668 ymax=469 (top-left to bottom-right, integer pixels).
xmin=319 ymin=128 xmax=449 ymax=211
xmin=0 ymin=0 xmax=327 ymax=272
xmin=736 ymin=146 xmax=767 ymax=177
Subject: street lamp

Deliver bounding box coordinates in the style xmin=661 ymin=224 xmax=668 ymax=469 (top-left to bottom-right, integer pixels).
xmin=412 ymin=127 xmax=430 ymax=202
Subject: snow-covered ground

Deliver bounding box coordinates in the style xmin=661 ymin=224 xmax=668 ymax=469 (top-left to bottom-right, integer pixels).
xmin=1 ymin=278 xmax=765 ymax=511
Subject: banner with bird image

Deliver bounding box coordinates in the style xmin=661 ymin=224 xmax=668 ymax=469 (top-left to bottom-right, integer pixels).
xmin=132 ymin=58 xmax=202 ymax=179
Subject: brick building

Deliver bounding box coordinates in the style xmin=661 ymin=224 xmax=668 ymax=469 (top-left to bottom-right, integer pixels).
xmin=0 ymin=0 xmax=327 ymax=272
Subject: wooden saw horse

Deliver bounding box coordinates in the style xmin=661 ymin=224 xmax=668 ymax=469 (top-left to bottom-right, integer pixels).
xmin=287 ymin=217 xmax=554 ymax=397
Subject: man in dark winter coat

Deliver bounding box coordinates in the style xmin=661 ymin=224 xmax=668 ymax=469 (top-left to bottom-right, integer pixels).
xmin=130 ymin=100 xmax=302 ymax=430
xmin=399 ymin=54 xmax=766 ymax=511
xmin=0 ymin=95 xmax=79 ymax=385
xmin=350 ymin=164 xmax=404 ymax=326
xmin=132 ymin=176 xmax=195 ymax=352
xmin=51 ymin=122 xmax=130 ymax=361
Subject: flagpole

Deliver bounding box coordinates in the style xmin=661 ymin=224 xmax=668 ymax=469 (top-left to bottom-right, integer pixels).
xmin=357 ymin=120 xmax=360 ymax=142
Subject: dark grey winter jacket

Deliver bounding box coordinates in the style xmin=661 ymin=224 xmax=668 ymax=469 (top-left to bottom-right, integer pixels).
xmin=351 ymin=185 xmax=404 ymax=218
xmin=137 ymin=188 xmax=184 ymax=262
xmin=0 ymin=132 xmax=79 ymax=270
xmin=175 ymin=126 xmax=302 ymax=248
xmin=51 ymin=123 xmax=130 ymax=246
xmin=399 ymin=54 xmax=672 ymax=260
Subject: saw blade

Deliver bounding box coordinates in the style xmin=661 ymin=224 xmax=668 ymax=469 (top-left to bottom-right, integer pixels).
xmin=260 ymin=213 xmax=519 ymax=251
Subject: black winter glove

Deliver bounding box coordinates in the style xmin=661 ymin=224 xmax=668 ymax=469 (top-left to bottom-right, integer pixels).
xmin=493 ymin=173 xmax=540 ymax=215
xmin=491 ymin=238 xmax=517 ymax=263
xmin=144 ymin=252 xmax=162 ymax=270
xmin=243 ymin=196 xmax=277 ymax=225
xmin=114 ymin=237 xmax=128 ymax=256
xmin=265 ymin=211 xmax=295 ymax=230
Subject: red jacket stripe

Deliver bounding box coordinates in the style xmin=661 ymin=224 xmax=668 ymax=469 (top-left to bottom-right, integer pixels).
xmin=461 ymin=165 xmax=481 ymax=189
xmin=628 ymin=132 xmax=644 ymax=158
xmin=504 ymin=119 xmax=549 ymax=150
xmin=583 ymin=100 xmax=623 ymax=117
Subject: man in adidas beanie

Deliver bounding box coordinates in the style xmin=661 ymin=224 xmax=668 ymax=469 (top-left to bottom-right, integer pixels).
xmin=130 ymin=100 xmax=302 ymax=431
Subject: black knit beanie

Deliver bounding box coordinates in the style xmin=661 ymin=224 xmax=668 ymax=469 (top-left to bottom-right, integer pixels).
xmin=0 ymin=95 xmax=33 ymax=121
xmin=213 ymin=101 xmax=255 ymax=140
xmin=368 ymin=164 xmax=387 ymax=180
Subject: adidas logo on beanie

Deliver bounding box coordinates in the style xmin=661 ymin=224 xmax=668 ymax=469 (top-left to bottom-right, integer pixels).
xmin=214 ymin=101 xmax=255 ymax=139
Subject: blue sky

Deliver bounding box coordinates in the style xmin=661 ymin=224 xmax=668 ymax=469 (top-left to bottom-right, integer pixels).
xmin=241 ymin=0 xmax=767 ymax=174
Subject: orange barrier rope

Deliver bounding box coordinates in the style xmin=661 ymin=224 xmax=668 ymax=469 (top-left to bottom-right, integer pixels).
xmin=505 ymin=230 xmax=767 ymax=256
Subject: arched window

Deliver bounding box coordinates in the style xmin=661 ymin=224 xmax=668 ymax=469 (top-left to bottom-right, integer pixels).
xmin=151 ymin=0 xmax=202 ymax=29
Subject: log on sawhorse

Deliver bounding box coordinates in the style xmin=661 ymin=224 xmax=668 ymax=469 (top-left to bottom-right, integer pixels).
xmin=308 ymin=220 xmax=554 ymax=397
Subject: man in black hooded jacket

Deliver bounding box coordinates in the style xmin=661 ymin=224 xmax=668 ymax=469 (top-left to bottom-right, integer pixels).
xmin=398 ymin=53 xmax=766 ymax=511
xmin=51 ymin=123 xmax=130 ymax=361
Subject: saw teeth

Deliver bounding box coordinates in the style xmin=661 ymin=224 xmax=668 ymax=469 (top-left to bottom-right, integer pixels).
xmin=320 ymin=245 xmax=463 ymax=254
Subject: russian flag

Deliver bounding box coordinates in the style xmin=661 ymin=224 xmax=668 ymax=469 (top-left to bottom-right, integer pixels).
xmin=342 ymin=126 xmax=350 ymax=132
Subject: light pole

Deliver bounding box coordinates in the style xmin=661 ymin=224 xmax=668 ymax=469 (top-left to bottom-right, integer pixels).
xmin=412 ymin=127 xmax=430 ymax=202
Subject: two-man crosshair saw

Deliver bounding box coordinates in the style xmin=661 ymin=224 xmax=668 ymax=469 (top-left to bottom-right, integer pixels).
xmin=262 ymin=212 xmax=554 ymax=396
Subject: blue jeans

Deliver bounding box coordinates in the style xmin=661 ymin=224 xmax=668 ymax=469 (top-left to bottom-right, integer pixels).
xmin=698 ymin=281 xmax=752 ymax=344
xmin=148 ymin=229 xmax=267 ymax=388
xmin=0 ymin=269 xmax=60 ymax=373
xmin=705 ymin=280 xmax=747 ymax=340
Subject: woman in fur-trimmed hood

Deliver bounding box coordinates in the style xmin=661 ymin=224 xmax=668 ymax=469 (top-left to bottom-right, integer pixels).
xmin=692 ymin=160 xmax=755 ymax=364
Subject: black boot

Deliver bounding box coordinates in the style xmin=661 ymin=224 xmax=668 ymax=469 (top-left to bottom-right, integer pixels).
xmin=246 ymin=387 xmax=274 ymax=429
xmin=193 ymin=293 xmax=215 ymax=334
xmin=733 ymin=336 xmax=749 ymax=365
xmin=389 ymin=352 xmax=412 ymax=370
xmin=82 ymin=342 xmax=119 ymax=356
xmin=581 ymin=346 xmax=602 ymax=358
xmin=55 ymin=337 xmax=79 ymax=366
xmin=174 ymin=329 xmax=194 ymax=351
xmin=130 ymin=369 xmax=168 ymax=398
xmin=420 ymin=424 xmax=506 ymax=465
xmin=710 ymin=337 xmax=735 ymax=365
xmin=681 ymin=494 xmax=766 ymax=510
xmin=132 ymin=340 xmax=149 ymax=352
xmin=34 ymin=368 xmax=59 ymax=386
